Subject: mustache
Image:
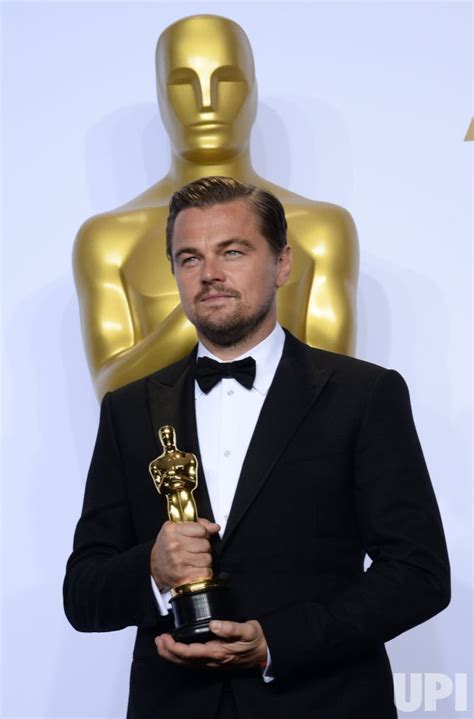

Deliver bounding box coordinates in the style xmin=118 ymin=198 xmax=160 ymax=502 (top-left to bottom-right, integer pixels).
xmin=195 ymin=285 xmax=241 ymax=302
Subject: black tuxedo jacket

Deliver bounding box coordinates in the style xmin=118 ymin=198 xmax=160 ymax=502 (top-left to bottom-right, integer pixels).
xmin=64 ymin=331 xmax=450 ymax=719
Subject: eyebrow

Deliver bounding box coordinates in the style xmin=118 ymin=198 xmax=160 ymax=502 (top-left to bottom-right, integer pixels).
xmin=173 ymin=238 xmax=256 ymax=261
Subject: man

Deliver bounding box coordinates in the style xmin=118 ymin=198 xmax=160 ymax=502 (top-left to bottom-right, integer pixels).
xmin=64 ymin=176 xmax=450 ymax=718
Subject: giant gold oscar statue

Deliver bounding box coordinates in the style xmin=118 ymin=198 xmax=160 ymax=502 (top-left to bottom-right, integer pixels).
xmin=73 ymin=14 xmax=359 ymax=399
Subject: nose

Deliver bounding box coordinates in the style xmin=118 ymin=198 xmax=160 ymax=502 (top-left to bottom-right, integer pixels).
xmin=200 ymin=255 xmax=225 ymax=284
xmin=197 ymin=72 xmax=215 ymax=112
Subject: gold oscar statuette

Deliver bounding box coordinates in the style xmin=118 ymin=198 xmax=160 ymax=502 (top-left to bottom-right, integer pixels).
xmin=149 ymin=425 xmax=232 ymax=643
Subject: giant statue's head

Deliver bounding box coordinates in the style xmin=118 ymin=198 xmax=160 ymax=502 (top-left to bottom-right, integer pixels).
xmin=156 ymin=15 xmax=258 ymax=163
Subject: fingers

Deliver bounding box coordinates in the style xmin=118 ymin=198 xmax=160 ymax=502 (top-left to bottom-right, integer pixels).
xmin=183 ymin=550 xmax=213 ymax=569
xmin=155 ymin=634 xmax=229 ymax=667
xmin=197 ymin=517 xmax=221 ymax=535
xmin=160 ymin=519 xmax=219 ymax=540
xmin=160 ymin=518 xmax=219 ymax=542
xmin=153 ymin=549 xmax=212 ymax=587
xmin=151 ymin=519 xmax=218 ymax=589
xmin=209 ymin=620 xmax=255 ymax=642
xmin=169 ymin=548 xmax=212 ymax=581
xmin=174 ymin=521 xmax=212 ymax=538
xmin=155 ymin=634 xmax=188 ymax=665
xmin=155 ymin=620 xmax=268 ymax=669
xmin=185 ymin=537 xmax=211 ymax=554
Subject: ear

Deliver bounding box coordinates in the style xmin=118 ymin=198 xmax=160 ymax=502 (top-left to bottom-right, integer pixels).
xmin=275 ymin=245 xmax=292 ymax=288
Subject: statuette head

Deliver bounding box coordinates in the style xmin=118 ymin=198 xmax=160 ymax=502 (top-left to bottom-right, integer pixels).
xmin=155 ymin=15 xmax=257 ymax=162
xmin=159 ymin=425 xmax=176 ymax=450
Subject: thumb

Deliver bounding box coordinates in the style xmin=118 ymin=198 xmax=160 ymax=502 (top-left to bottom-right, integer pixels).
xmin=209 ymin=620 xmax=245 ymax=640
xmin=197 ymin=517 xmax=221 ymax=534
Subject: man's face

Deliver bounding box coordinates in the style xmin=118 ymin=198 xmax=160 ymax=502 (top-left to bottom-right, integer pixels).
xmin=170 ymin=201 xmax=291 ymax=349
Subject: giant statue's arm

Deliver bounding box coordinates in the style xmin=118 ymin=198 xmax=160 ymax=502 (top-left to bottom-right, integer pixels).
xmin=295 ymin=204 xmax=359 ymax=355
xmin=73 ymin=216 xmax=196 ymax=399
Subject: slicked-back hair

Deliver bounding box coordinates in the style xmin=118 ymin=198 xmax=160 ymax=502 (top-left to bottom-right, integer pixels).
xmin=166 ymin=176 xmax=288 ymax=265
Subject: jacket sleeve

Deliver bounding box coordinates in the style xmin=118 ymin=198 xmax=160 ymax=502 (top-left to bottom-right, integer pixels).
xmin=258 ymin=369 xmax=450 ymax=679
xmin=63 ymin=392 xmax=162 ymax=632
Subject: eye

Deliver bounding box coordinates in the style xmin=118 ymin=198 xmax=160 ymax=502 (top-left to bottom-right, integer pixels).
xmin=212 ymin=66 xmax=247 ymax=84
xmin=167 ymin=68 xmax=198 ymax=87
xmin=224 ymin=249 xmax=243 ymax=258
xmin=179 ymin=255 xmax=200 ymax=267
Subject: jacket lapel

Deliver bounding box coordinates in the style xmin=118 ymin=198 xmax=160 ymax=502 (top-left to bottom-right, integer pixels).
xmin=219 ymin=333 xmax=332 ymax=551
xmin=146 ymin=349 xmax=216 ymax=525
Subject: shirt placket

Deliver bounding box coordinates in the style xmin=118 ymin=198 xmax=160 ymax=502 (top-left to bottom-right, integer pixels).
xmin=219 ymin=377 xmax=238 ymax=530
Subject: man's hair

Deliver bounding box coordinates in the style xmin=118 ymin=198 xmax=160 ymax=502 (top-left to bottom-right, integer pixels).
xmin=165 ymin=176 xmax=288 ymax=263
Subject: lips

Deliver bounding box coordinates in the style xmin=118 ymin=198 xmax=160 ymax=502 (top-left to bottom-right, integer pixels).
xmin=195 ymin=286 xmax=239 ymax=303
xmin=200 ymin=293 xmax=235 ymax=302
xmin=190 ymin=121 xmax=226 ymax=129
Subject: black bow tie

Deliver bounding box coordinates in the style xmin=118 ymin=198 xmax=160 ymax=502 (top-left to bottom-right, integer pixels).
xmin=195 ymin=356 xmax=256 ymax=394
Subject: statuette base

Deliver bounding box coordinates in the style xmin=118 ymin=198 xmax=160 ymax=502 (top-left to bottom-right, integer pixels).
xmin=170 ymin=581 xmax=232 ymax=644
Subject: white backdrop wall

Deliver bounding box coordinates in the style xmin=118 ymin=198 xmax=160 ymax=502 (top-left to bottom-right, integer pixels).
xmin=1 ymin=1 xmax=472 ymax=717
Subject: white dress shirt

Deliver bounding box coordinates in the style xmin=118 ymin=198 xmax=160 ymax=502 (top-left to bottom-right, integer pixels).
xmin=195 ymin=322 xmax=285 ymax=534
xmin=151 ymin=324 xmax=285 ymax=679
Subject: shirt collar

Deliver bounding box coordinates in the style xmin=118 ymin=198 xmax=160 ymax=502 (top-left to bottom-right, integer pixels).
xmin=196 ymin=323 xmax=285 ymax=396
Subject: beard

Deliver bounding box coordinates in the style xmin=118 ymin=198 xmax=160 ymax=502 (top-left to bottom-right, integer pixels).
xmin=192 ymin=286 xmax=276 ymax=348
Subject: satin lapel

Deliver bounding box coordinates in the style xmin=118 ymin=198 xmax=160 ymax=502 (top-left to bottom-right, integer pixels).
xmin=146 ymin=350 xmax=216 ymax=525
xmin=219 ymin=334 xmax=332 ymax=551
